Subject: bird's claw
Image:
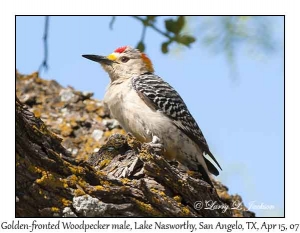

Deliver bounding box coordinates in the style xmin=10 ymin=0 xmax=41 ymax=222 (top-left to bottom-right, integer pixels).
xmin=144 ymin=135 xmax=164 ymax=155
xmin=151 ymin=135 xmax=160 ymax=144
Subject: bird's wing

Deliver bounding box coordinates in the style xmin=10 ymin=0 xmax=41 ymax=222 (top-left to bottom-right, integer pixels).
xmin=132 ymin=74 xmax=222 ymax=171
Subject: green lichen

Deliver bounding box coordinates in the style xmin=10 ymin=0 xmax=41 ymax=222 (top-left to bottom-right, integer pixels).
xmin=74 ymin=189 xmax=86 ymax=197
xmin=181 ymin=206 xmax=191 ymax=215
xmin=36 ymin=171 xmax=67 ymax=189
xmin=68 ymin=164 xmax=85 ymax=175
xmin=173 ymin=195 xmax=182 ymax=203
xmin=120 ymin=178 xmax=131 ymax=185
xmin=32 ymin=124 xmax=61 ymax=141
xmin=150 ymin=188 xmax=166 ymax=197
xmin=98 ymin=159 xmax=111 ymax=169
xmin=51 ymin=207 xmax=60 ymax=213
xmin=132 ymin=198 xmax=162 ymax=217
xmin=61 ymin=198 xmax=72 ymax=207
xmin=93 ymin=185 xmax=109 ymax=192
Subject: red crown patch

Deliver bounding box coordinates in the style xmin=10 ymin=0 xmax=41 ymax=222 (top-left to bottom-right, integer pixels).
xmin=114 ymin=46 xmax=128 ymax=53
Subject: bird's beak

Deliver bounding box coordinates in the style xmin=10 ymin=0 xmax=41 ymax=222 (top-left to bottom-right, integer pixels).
xmin=82 ymin=54 xmax=114 ymax=65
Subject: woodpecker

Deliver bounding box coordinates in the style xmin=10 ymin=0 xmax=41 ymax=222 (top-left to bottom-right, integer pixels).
xmin=82 ymin=46 xmax=221 ymax=186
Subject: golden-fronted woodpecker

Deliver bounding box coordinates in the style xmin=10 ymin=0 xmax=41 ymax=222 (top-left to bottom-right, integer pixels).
xmin=82 ymin=46 xmax=222 ymax=186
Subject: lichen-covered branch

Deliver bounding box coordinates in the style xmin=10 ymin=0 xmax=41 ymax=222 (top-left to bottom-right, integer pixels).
xmin=16 ymin=72 xmax=254 ymax=217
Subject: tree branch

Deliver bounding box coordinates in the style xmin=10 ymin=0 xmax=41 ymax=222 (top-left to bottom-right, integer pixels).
xmin=38 ymin=16 xmax=49 ymax=74
xmin=132 ymin=16 xmax=173 ymax=41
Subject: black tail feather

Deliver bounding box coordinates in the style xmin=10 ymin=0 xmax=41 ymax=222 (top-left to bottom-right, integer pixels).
xmin=197 ymin=165 xmax=214 ymax=187
xmin=206 ymin=150 xmax=222 ymax=170
xmin=204 ymin=157 xmax=220 ymax=176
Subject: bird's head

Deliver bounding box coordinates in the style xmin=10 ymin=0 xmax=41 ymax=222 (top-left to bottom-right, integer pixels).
xmin=83 ymin=46 xmax=154 ymax=81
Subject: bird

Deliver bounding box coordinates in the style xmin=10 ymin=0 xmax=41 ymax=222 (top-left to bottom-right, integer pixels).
xmin=82 ymin=46 xmax=222 ymax=186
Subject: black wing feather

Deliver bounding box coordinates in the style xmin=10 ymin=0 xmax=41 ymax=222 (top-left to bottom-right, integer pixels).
xmin=132 ymin=74 xmax=222 ymax=173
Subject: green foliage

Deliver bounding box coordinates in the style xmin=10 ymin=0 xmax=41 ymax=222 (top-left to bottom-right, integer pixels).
xmin=196 ymin=16 xmax=277 ymax=78
xmin=132 ymin=16 xmax=196 ymax=54
xmin=136 ymin=41 xmax=145 ymax=52
xmin=39 ymin=16 xmax=279 ymax=78
xmin=199 ymin=16 xmax=275 ymax=60
xmin=165 ymin=16 xmax=184 ymax=34
xmin=161 ymin=42 xmax=169 ymax=54
xmin=176 ymin=35 xmax=196 ymax=46
xmin=128 ymin=16 xmax=277 ymax=73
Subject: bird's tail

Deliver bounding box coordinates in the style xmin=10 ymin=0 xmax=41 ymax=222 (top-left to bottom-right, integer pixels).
xmin=196 ymin=153 xmax=214 ymax=187
xmin=197 ymin=164 xmax=214 ymax=187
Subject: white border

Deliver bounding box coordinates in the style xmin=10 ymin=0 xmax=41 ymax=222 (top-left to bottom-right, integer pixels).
xmin=1 ymin=0 xmax=299 ymax=232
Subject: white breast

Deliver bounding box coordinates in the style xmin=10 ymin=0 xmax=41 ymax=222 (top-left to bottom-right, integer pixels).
xmin=103 ymin=78 xmax=207 ymax=172
xmin=104 ymin=78 xmax=171 ymax=141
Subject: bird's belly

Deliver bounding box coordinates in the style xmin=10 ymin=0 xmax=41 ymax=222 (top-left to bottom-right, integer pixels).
xmin=104 ymin=87 xmax=201 ymax=169
xmin=120 ymin=100 xmax=200 ymax=165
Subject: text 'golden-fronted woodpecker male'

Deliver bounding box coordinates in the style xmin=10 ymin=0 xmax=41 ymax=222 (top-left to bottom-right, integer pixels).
xmin=82 ymin=46 xmax=222 ymax=186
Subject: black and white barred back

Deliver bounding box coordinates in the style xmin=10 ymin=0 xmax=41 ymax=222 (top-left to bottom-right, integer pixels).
xmin=132 ymin=73 xmax=222 ymax=175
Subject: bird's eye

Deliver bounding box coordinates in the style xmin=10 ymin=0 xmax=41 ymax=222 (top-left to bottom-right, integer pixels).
xmin=120 ymin=56 xmax=130 ymax=63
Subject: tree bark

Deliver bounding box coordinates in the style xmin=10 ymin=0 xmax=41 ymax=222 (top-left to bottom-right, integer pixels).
xmin=16 ymin=97 xmax=254 ymax=217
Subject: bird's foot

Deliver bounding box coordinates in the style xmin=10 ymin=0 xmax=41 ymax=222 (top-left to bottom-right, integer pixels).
xmin=143 ymin=135 xmax=165 ymax=155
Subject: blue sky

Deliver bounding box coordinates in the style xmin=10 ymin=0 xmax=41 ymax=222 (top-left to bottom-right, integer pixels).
xmin=16 ymin=16 xmax=284 ymax=217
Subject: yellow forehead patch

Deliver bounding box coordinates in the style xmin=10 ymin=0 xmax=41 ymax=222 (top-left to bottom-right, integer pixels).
xmin=141 ymin=53 xmax=154 ymax=72
xmin=107 ymin=53 xmax=117 ymax=61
